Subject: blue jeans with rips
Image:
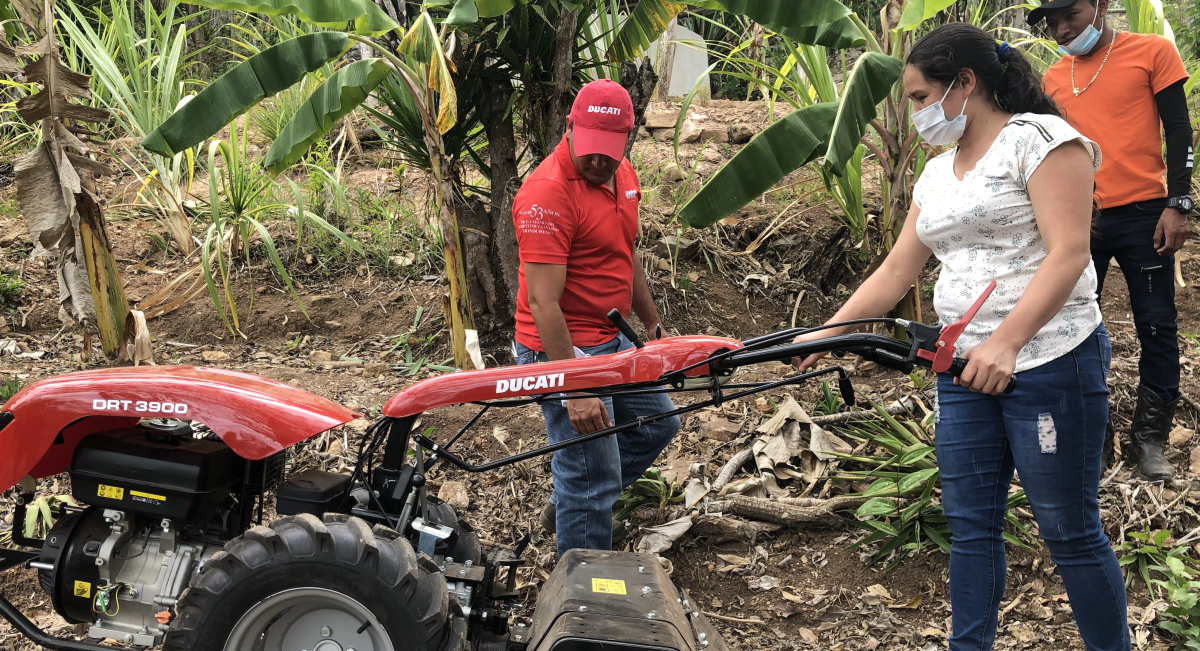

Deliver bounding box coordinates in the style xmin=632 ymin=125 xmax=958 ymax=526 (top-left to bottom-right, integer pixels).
xmin=514 ymin=333 xmax=680 ymax=557
xmin=936 ymin=325 xmax=1128 ymax=651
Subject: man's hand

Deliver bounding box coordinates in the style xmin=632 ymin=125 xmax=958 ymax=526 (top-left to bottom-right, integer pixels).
xmin=1154 ymin=207 xmax=1188 ymax=256
xmin=645 ymin=322 xmax=667 ymax=340
xmin=567 ymin=396 xmax=612 ymax=434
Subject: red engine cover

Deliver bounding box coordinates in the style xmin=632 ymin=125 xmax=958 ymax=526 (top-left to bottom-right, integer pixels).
xmin=0 ymin=366 xmax=358 ymax=492
xmin=383 ymin=335 xmax=741 ymax=417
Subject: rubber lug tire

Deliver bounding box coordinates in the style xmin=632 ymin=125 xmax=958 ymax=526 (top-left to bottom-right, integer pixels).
xmin=164 ymin=513 xmax=456 ymax=651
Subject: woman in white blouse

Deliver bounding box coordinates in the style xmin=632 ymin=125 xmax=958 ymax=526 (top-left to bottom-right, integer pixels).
xmin=795 ymin=23 xmax=1127 ymax=651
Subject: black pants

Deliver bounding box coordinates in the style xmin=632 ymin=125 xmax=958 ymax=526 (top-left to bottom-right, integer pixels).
xmin=1091 ymin=198 xmax=1179 ymax=401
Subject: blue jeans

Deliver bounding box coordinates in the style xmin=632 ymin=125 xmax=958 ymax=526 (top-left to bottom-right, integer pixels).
xmin=936 ymin=325 xmax=1128 ymax=651
xmin=1092 ymin=198 xmax=1179 ymax=401
xmin=515 ymin=334 xmax=680 ymax=556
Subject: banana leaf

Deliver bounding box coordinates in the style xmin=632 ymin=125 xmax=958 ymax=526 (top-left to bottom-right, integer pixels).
xmin=263 ymin=58 xmax=392 ymax=174
xmin=781 ymin=16 xmax=866 ymax=49
xmin=446 ymin=0 xmax=478 ymax=25
xmin=446 ymin=0 xmax=514 ymax=23
xmin=896 ymin=0 xmax=957 ymax=31
xmin=610 ymin=0 xmax=857 ymax=61
xmin=1124 ymin=0 xmax=1174 ymax=41
xmin=704 ymin=0 xmax=852 ymax=31
xmin=141 ymin=32 xmax=349 ymax=158
xmin=398 ymin=12 xmax=459 ymax=134
xmin=824 ymin=51 xmax=904 ymax=174
xmin=677 ymin=102 xmax=837 ymax=228
xmin=475 ymin=0 xmax=515 ymax=18
xmin=607 ymin=0 xmax=687 ymax=61
xmin=181 ymin=0 xmax=399 ymax=35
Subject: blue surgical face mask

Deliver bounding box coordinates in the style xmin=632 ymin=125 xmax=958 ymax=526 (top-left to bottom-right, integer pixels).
xmin=1057 ymin=3 xmax=1102 ymax=56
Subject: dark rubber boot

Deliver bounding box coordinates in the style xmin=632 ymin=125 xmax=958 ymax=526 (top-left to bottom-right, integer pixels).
xmin=540 ymin=504 xmax=556 ymax=534
xmin=1128 ymin=385 xmax=1178 ymax=482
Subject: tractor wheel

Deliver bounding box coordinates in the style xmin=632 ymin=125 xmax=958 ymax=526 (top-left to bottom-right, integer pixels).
xmin=165 ymin=513 xmax=460 ymax=651
xmin=428 ymin=501 xmax=481 ymax=565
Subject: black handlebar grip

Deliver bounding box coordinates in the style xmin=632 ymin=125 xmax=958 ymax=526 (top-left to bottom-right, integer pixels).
xmin=607 ymin=309 xmax=644 ymax=349
xmin=946 ymin=358 xmax=1016 ymax=394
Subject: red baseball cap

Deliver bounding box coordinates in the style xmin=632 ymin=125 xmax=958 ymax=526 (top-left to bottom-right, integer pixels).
xmin=568 ymin=79 xmax=635 ymax=161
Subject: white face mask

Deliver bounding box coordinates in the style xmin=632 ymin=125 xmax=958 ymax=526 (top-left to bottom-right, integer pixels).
xmin=911 ymin=80 xmax=968 ymax=146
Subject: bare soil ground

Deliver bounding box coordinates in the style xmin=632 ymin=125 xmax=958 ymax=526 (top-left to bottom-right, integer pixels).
xmin=2 ymin=99 xmax=1200 ymax=651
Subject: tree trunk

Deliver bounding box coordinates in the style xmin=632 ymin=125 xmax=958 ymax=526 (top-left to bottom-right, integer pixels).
xmin=374 ymin=0 xmax=402 ymax=24
xmin=458 ymin=195 xmax=498 ymax=329
xmin=1002 ymin=0 xmax=1023 ymax=29
xmin=543 ymin=7 xmax=579 ymax=154
xmin=802 ymin=225 xmax=852 ymax=296
xmin=654 ymin=17 xmax=678 ymax=102
xmin=481 ymin=77 xmax=521 ymax=328
xmin=621 ymin=57 xmax=659 ymax=161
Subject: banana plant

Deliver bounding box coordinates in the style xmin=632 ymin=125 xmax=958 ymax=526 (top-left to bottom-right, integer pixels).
xmin=614 ymin=0 xmax=967 ymax=328
xmin=1123 ymin=0 xmax=1176 ymax=42
xmin=1 ymin=0 xmax=142 ymax=361
xmin=607 ymin=0 xmax=867 ymax=61
xmin=141 ymin=1 xmax=501 ymax=370
xmin=59 ymin=0 xmax=200 ymax=254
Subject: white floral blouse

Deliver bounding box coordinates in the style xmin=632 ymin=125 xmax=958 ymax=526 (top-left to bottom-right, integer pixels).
xmin=913 ymin=113 xmax=1103 ymax=373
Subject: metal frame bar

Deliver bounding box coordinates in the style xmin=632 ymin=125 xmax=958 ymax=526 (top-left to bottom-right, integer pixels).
xmin=417 ymin=366 xmax=848 ymax=474
xmin=0 ymin=593 xmax=112 ymax=651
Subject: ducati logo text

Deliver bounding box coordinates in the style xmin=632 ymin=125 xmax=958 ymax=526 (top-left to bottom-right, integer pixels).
xmin=495 ymin=373 xmax=566 ymax=395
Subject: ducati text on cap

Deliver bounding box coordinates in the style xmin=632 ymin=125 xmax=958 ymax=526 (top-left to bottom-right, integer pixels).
xmin=587 ymin=106 xmax=621 ymax=115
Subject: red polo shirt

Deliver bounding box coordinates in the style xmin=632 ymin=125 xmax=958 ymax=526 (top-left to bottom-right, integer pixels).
xmin=513 ymin=137 xmax=641 ymax=351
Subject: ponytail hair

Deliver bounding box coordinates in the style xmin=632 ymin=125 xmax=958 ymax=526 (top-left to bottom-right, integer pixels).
xmin=907 ymin=23 xmax=1060 ymax=117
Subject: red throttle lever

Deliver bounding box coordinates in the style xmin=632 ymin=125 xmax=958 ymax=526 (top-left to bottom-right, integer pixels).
xmin=913 ymin=280 xmax=1016 ymax=394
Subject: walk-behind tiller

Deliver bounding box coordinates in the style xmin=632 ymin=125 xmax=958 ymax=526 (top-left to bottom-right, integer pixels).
xmin=0 ymin=285 xmax=1009 ymax=651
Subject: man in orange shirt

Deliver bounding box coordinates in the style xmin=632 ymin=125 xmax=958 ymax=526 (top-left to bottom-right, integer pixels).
xmin=1032 ymin=0 xmax=1193 ymax=481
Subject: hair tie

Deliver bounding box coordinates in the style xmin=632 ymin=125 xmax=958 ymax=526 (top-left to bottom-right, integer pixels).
xmin=997 ymin=41 xmax=1011 ymax=63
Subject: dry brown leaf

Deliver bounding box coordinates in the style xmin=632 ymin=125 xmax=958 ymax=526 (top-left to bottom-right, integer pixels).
xmin=0 ymin=41 xmax=21 ymax=75
xmin=780 ymin=590 xmax=805 ymax=604
xmin=717 ymin=553 xmax=750 ymax=566
xmin=797 ymin=627 xmax=819 ymax=644
xmin=888 ymin=594 xmax=922 ymax=609
xmin=861 ymin=584 xmax=893 ymax=605
xmin=1169 ymin=426 xmax=1194 ymax=446
xmin=635 ymin=516 xmax=694 ymax=555
xmin=121 ymin=309 xmax=153 ymax=365
xmin=772 ymin=601 xmax=802 ymax=618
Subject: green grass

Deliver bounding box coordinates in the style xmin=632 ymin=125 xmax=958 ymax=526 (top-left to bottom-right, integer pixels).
xmin=0 ymin=271 xmax=23 ymax=308
xmin=1 ymin=376 xmax=24 ymax=402
xmin=0 ymin=197 xmax=18 ymax=220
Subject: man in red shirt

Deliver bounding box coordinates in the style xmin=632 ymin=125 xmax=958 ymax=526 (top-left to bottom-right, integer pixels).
xmin=512 ymin=80 xmax=678 ymax=556
xmin=1031 ymin=0 xmax=1194 ymax=481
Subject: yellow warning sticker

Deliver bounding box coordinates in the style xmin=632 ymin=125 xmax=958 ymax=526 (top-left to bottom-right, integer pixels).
xmin=97 ymin=485 xmax=124 ymax=500
xmin=591 ymin=578 xmax=627 ymax=595
xmin=131 ymin=490 xmax=166 ymax=504
xmin=73 ymin=581 xmax=91 ymax=598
